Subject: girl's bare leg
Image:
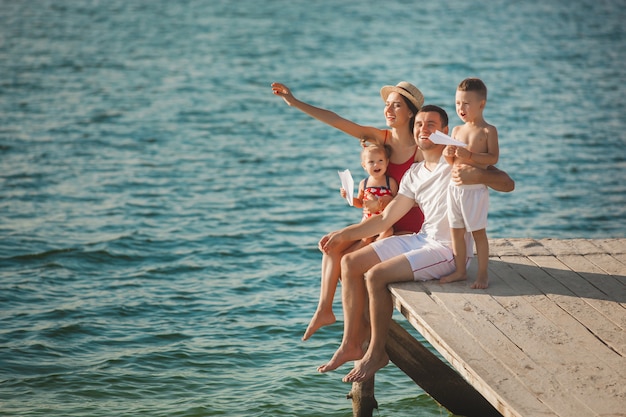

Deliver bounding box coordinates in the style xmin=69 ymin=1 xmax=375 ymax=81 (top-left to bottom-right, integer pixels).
xmin=303 ymin=239 xmax=367 ymax=341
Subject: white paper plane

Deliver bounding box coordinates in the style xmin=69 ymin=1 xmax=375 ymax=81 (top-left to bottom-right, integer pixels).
xmin=338 ymin=169 xmax=354 ymax=206
xmin=429 ymin=130 xmax=468 ymax=147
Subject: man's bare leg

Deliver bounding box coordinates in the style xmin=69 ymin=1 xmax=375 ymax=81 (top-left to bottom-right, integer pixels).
xmin=440 ymin=227 xmax=468 ymax=284
xmin=343 ymin=255 xmax=414 ymax=382
xmin=317 ymin=245 xmax=381 ymax=373
xmin=303 ymin=240 xmax=367 ymax=340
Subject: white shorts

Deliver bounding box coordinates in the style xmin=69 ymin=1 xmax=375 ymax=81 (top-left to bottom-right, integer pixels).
xmin=447 ymin=183 xmax=488 ymax=232
xmin=370 ymin=234 xmax=456 ymax=281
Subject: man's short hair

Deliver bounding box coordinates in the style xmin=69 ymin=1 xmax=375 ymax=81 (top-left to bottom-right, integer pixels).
xmin=419 ymin=105 xmax=448 ymax=128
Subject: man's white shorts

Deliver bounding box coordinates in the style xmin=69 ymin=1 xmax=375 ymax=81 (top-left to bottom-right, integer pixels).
xmin=370 ymin=234 xmax=456 ymax=281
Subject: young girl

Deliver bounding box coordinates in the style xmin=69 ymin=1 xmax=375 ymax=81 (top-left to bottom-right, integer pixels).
xmin=341 ymin=144 xmax=398 ymax=242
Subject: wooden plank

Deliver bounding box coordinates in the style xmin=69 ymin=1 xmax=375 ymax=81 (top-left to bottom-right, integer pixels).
xmin=520 ymin=254 xmax=626 ymax=354
xmin=388 ymin=239 xmax=626 ymax=417
xmin=539 ymin=239 xmax=626 ymax=303
xmin=503 ymin=238 xmax=553 ymax=256
xmin=588 ymin=238 xmax=626 ymax=256
xmin=391 ymin=281 xmax=556 ymax=417
xmin=385 ymin=320 xmax=501 ymax=417
xmin=489 ymin=238 xmax=522 ymax=257
xmin=487 ymin=257 xmax=626 ymax=414
xmin=421 ymin=272 xmax=597 ymax=417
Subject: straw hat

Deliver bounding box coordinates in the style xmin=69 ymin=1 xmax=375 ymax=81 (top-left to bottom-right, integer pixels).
xmin=380 ymin=81 xmax=424 ymax=111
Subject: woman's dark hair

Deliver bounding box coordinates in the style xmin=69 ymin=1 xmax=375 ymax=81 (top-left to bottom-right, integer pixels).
xmin=399 ymin=95 xmax=419 ymax=134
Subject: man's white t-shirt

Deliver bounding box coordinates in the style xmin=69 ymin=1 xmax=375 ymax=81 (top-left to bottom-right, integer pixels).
xmin=398 ymin=157 xmax=454 ymax=247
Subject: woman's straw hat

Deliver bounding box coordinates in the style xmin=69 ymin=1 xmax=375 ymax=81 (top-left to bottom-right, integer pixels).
xmin=380 ymin=81 xmax=424 ymax=111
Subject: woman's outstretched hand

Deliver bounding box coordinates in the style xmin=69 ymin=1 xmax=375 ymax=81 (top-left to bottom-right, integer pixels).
xmin=271 ymin=82 xmax=295 ymax=105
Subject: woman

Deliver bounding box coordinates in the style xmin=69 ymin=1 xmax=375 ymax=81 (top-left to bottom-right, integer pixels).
xmin=271 ymin=81 xmax=425 ymax=340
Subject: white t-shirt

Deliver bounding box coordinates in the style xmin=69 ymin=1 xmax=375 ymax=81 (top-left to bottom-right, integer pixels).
xmin=398 ymin=156 xmax=453 ymax=246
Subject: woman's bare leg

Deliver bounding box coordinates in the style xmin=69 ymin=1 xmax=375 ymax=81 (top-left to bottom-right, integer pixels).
xmin=303 ymin=239 xmax=367 ymax=341
xmin=317 ymin=245 xmax=382 ymax=373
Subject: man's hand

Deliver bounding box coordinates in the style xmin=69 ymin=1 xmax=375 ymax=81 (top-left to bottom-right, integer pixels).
xmin=451 ymin=163 xmax=480 ymax=186
xmin=452 ymin=163 xmax=515 ymax=192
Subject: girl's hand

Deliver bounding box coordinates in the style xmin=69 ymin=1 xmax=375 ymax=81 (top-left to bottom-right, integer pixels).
xmin=340 ymin=188 xmax=347 ymax=198
xmin=362 ymin=193 xmax=378 ymax=215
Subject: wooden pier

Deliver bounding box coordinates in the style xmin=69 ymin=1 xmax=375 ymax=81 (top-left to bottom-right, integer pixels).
xmin=373 ymin=238 xmax=626 ymax=417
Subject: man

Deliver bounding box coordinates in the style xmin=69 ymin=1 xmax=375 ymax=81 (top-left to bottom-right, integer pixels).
xmin=316 ymin=105 xmax=514 ymax=382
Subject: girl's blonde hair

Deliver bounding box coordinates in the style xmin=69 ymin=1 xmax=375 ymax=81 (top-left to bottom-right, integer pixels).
xmin=361 ymin=142 xmax=391 ymax=160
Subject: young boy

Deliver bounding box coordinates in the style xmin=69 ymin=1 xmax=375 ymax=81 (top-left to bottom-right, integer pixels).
xmin=440 ymin=78 xmax=499 ymax=289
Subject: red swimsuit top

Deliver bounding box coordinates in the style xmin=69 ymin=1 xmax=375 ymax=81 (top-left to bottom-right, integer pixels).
xmin=383 ymin=130 xmax=425 ymax=234
xmin=362 ymin=176 xmax=394 ymax=220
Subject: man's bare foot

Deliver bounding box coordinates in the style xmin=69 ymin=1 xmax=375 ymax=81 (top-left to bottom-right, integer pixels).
xmin=439 ymin=271 xmax=467 ymax=284
xmin=471 ymin=275 xmax=489 ymax=289
xmin=302 ymin=310 xmax=336 ymax=341
xmin=317 ymin=343 xmax=364 ymax=373
xmin=342 ymin=352 xmax=389 ymax=383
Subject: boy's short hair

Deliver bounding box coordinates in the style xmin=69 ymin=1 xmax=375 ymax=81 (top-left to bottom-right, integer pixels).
xmin=457 ymin=78 xmax=487 ymax=100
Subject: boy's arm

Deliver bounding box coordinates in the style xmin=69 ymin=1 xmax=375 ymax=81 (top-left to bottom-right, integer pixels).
xmin=444 ymin=126 xmax=461 ymax=166
xmin=443 ymin=145 xmax=456 ymax=166
xmin=468 ymin=126 xmax=499 ymax=166
xmin=452 ymin=163 xmax=514 ymax=192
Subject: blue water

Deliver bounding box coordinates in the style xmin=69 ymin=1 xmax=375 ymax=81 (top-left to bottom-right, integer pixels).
xmin=1 ymin=0 xmax=625 ymax=416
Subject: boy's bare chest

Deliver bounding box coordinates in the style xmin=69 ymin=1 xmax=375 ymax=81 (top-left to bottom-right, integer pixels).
xmin=456 ymin=126 xmax=488 ymax=150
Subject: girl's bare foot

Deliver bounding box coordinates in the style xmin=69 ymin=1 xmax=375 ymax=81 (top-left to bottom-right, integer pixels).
xmin=302 ymin=310 xmax=336 ymax=341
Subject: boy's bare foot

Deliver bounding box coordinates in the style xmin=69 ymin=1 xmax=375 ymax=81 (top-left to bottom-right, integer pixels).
xmin=471 ymin=275 xmax=489 ymax=289
xmin=302 ymin=310 xmax=336 ymax=341
xmin=439 ymin=271 xmax=467 ymax=284
xmin=317 ymin=343 xmax=364 ymax=373
xmin=342 ymin=352 xmax=389 ymax=383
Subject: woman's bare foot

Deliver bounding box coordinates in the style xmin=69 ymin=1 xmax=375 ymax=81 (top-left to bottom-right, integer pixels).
xmin=317 ymin=342 xmax=364 ymax=373
xmin=439 ymin=270 xmax=467 ymax=284
xmin=302 ymin=310 xmax=336 ymax=341
xmin=471 ymin=275 xmax=489 ymax=289
xmin=342 ymin=351 xmax=389 ymax=383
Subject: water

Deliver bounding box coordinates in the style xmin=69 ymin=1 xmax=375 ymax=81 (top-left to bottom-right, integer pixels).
xmin=1 ymin=0 xmax=624 ymax=416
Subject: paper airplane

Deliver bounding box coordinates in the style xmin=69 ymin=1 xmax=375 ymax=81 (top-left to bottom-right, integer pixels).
xmin=429 ymin=130 xmax=467 ymax=147
xmin=338 ymin=169 xmax=354 ymax=206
